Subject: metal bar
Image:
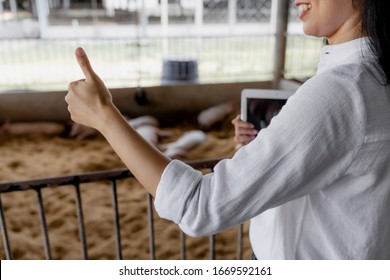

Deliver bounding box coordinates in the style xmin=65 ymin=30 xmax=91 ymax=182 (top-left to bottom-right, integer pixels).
xmin=147 ymin=192 xmax=155 ymax=260
xmin=91 ymin=0 xmax=99 ymax=24
xmin=0 ymin=194 xmax=13 ymax=260
xmin=0 ymin=159 xmax=223 ymax=194
xmin=195 ymin=0 xmax=203 ymax=29
xmin=138 ymin=0 xmax=148 ymax=40
xmin=161 ymin=0 xmax=169 ymax=55
xmin=10 ymin=0 xmax=18 ymax=20
xmin=180 ymin=230 xmax=186 ymax=260
xmin=0 ymin=169 xmax=133 ymax=193
xmin=111 ymin=179 xmax=123 ymax=260
xmin=36 ymin=0 xmax=49 ymax=39
xmin=210 ymin=163 xmax=216 ymax=260
xmin=228 ymin=0 xmax=237 ymax=32
xmin=0 ymin=1 xmax=4 ymax=23
xmin=237 ymin=223 xmax=243 ymax=260
xmin=209 ymin=234 xmax=216 ymax=260
xmin=36 ymin=188 xmax=52 ymax=260
xmin=74 ymin=182 xmax=88 ymax=260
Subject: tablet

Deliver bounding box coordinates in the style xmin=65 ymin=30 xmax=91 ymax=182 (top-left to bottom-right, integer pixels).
xmin=241 ymin=89 xmax=294 ymax=131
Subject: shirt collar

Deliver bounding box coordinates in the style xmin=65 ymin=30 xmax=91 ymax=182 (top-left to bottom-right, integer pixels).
xmin=316 ymin=37 xmax=370 ymax=74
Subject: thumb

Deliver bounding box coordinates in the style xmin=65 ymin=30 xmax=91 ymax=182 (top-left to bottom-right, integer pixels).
xmin=75 ymin=47 xmax=95 ymax=81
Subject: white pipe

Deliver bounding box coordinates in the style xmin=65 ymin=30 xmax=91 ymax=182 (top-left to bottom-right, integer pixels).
xmin=138 ymin=0 xmax=148 ymax=39
xmin=160 ymin=0 xmax=169 ymax=55
xmin=36 ymin=0 xmax=49 ymax=39
xmin=270 ymin=0 xmax=279 ymax=35
xmin=195 ymin=0 xmax=203 ymax=31
xmin=10 ymin=0 xmax=18 ymax=20
xmin=0 ymin=0 xmax=4 ymax=24
xmin=228 ymin=0 xmax=236 ymax=34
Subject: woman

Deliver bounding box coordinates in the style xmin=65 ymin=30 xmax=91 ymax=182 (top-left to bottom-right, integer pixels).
xmin=65 ymin=0 xmax=390 ymax=259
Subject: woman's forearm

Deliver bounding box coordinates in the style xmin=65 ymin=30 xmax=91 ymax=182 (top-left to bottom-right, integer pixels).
xmin=99 ymin=105 xmax=170 ymax=196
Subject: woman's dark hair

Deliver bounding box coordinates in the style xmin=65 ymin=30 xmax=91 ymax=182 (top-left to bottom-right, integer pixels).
xmin=361 ymin=0 xmax=390 ymax=84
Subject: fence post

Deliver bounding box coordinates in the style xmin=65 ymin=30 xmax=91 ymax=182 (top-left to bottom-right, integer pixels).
xmin=111 ymin=180 xmax=123 ymax=260
xmin=74 ymin=183 xmax=88 ymax=260
xmin=160 ymin=0 xmax=169 ymax=55
xmin=0 ymin=195 xmax=13 ymax=260
xmin=147 ymin=193 xmax=156 ymax=260
xmin=272 ymin=0 xmax=290 ymax=89
xmin=180 ymin=231 xmax=186 ymax=260
xmin=0 ymin=0 xmax=4 ymax=24
xmin=36 ymin=188 xmax=52 ymax=260
xmin=195 ymin=0 xmax=203 ymax=31
xmin=228 ymin=0 xmax=236 ymax=34
xmin=36 ymin=0 xmax=49 ymax=39
xmin=91 ymin=0 xmax=99 ymax=24
xmin=138 ymin=0 xmax=148 ymax=40
xmin=237 ymin=223 xmax=243 ymax=260
xmin=10 ymin=0 xmax=18 ymax=20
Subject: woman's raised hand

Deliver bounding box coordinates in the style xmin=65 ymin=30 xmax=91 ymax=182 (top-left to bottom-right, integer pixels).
xmin=65 ymin=47 xmax=116 ymax=132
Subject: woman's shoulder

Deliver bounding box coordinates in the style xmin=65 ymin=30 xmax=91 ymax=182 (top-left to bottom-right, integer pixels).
xmin=297 ymin=67 xmax=359 ymax=99
xmin=296 ymin=62 xmax=376 ymax=101
xmin=285 ymin=64 xmax=368 ymax=129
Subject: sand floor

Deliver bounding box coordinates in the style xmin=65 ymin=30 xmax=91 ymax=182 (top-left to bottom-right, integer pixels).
xmin=0 ymin=114 xmax=252 ymax=260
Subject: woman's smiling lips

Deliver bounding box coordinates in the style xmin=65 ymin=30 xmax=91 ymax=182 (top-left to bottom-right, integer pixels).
xmin=296 ymin=2 xmax=312 ymax=19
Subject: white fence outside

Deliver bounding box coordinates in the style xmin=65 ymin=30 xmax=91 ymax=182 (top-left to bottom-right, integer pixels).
xmin=0 ymin=1 xmax=321 ymax=92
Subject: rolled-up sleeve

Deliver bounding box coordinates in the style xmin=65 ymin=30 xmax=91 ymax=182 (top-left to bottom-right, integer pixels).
xmin=154 ymin=160 xmax=203 ymax=225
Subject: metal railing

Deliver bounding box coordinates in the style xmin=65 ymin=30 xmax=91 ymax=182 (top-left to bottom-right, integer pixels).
xmin=0 ymin=158 xmax=245 ymax=260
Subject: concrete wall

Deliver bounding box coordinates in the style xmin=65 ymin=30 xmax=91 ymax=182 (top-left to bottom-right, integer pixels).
xmin=0 ymin=81 xmax=272 ymax=123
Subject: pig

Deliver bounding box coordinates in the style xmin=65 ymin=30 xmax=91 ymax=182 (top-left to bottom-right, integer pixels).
xmin=128 ymin=115 xmax=159 ymax=128
xmin=162 ymin=130 xmax=207 ymax=159
xmin=68 ymin=115 xmax=160 ymax=140
xmin=197 ymin=101 xmax=238 ymax=130
xmin=135 ymin=125 xmax=173 ymax=147
xmin=0 ymin=120 xmax=65 ymax=136
xmin=68 ymin=122 xmax=98 ymax=140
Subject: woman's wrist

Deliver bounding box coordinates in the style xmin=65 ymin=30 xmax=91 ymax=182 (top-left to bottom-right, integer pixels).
xmin=95 ymin=103 xmax=123 ymax=134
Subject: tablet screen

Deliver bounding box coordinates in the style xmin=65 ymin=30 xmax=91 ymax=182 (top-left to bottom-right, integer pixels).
xmin=245 ymin=98 xmax=287 ymax=130
xmin=241 ymin=89 xmax=294 ymax=131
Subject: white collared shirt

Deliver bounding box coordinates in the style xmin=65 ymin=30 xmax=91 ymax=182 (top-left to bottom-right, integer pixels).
xmin=154 ymin=38 xmax=390 ymax=259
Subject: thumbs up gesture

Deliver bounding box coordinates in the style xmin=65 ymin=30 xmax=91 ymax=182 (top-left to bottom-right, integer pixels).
xmin=65 ymin=47 xmax=115 ymax=131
